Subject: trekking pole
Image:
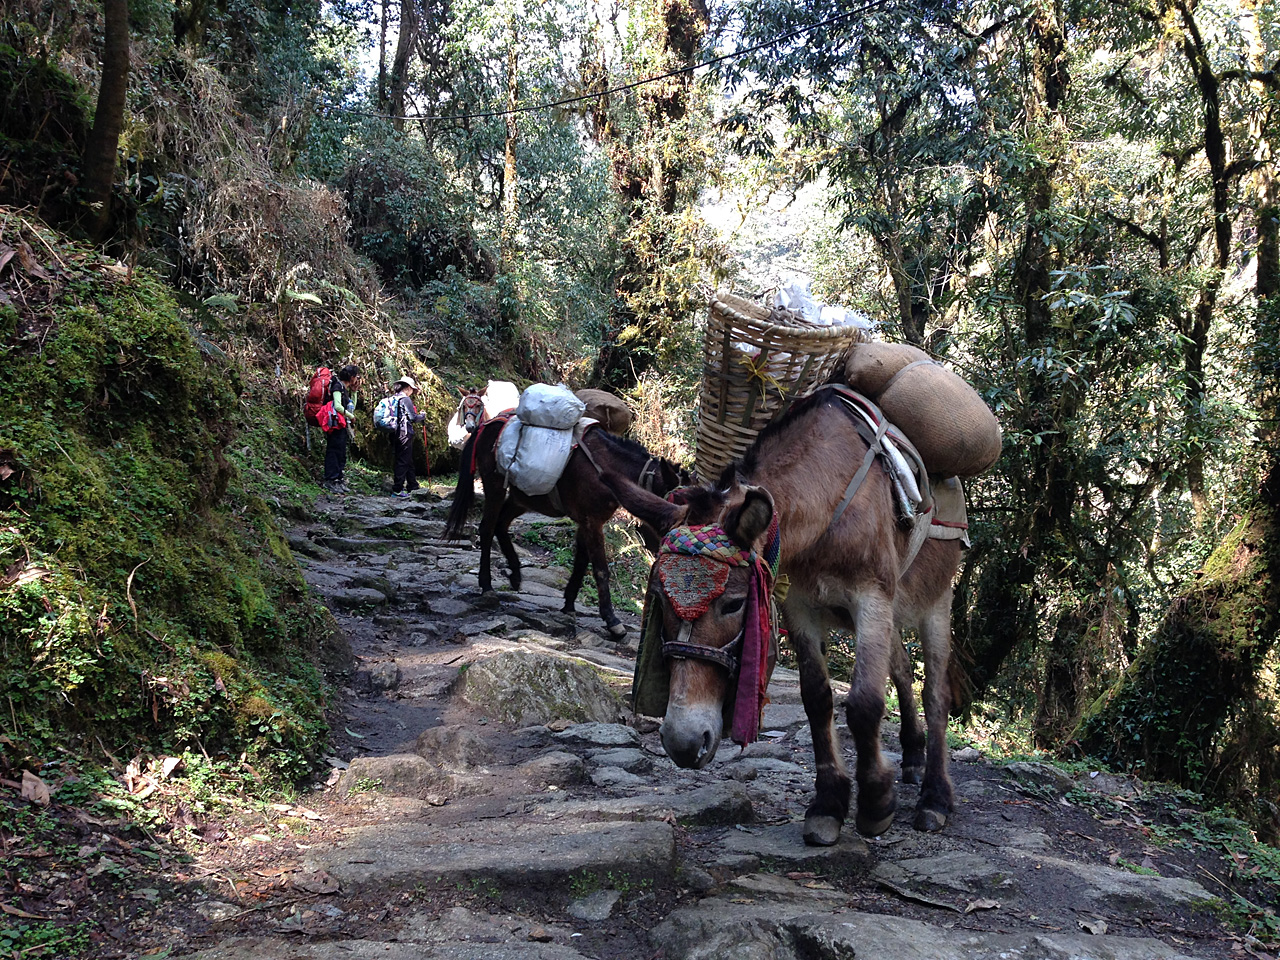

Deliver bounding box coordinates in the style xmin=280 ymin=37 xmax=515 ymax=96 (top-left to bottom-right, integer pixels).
xmin=422 ymin=423 xmax=431 ymax=483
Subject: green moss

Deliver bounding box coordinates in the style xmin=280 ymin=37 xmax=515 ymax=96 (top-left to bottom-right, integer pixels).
xmin=0 ymin=230 xmax=333 ymax=782
xmin=1076 ymin=508 xmax=1278 ymax=798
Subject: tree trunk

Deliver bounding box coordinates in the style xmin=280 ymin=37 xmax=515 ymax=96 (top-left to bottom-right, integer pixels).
xmin=589 ymin=0 xmax=710 ymax=391
xmin=81 ymin=0 xmax=130 ymax=242
xmin=377 ymin=0 xmax=390 ymax=108
xmin=388 ymin=0 xmax=416 ymax=132
xmin=499 ymin=11 xmax=518 ymax=270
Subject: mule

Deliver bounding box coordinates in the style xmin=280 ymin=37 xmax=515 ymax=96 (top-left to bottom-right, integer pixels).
xmin=443 ymin=419 xmax=687 ymax=637
xmin=603 ymin=386 xmax=961 ymax=844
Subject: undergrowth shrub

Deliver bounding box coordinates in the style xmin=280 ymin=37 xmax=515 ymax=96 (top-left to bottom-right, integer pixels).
xmin=342 ymin=142 xmax=495 ymax=288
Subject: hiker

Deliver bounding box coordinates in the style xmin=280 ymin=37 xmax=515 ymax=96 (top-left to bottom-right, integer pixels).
xmin=389 ymin=375 xmax=427 ymax=498
xmin=322 ymin=364 xmax=362 ymax=493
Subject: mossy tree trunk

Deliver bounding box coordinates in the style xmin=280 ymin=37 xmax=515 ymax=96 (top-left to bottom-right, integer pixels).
xmin=81 ymin=0 xmax=130 ymax=241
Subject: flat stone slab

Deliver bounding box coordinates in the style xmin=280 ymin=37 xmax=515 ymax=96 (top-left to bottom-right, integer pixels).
xmin=305 ymin=819 xmax=676 ymax=890
xmin=542 ymin=783 xmax=753 ymax=826
xmin=1005 ymin=850 xmax=1212 ymax=909
xmin=719 ymin=822 xmax=870 ymax=863
xmin=324 ymin=587 xmax=389 ymax=609
xmin=874 ymin=851 xmax=1014 ymax=896
xmin=316 ymin=536 xmax=409 ymax=554
xmin=651 ymin=899 xmax=1198 ymax=960
xmin=554 ymin=722 xmax=641 ymax=747
xmin=182 ymin=938 xmax=591 ymax=960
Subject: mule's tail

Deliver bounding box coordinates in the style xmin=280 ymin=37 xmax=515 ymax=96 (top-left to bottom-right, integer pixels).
xmin=444 ymin=428 xmax=480 ymax=540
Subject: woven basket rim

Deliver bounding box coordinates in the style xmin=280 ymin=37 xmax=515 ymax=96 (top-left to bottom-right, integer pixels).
xmin=711 ymin=294 xmax=869 ymax=343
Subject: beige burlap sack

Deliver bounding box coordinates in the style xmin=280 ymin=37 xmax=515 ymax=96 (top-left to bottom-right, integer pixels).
xmin=844 ymin=342 xmax=932 ymax=396
xmin=576 ymin=388 xmax=634 ymax=435
xmin=879 ymin=364 xmax=1002 ymax=477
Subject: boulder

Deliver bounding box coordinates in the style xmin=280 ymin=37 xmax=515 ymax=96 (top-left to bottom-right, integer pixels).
xmin=338 ymin=755 xmax=447 ymax=798
xmin=461 ymin=650 xmax=623 ymax=726
xmin=415 ymin=725 xmax=493 ymax=771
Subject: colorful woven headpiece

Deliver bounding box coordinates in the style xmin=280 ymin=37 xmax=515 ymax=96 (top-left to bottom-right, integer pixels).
xmin=651 ymin=516 xmax=782 ymax=746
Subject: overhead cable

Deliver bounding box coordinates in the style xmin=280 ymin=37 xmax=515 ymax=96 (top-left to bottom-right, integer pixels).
xmin=327 ymin=0 xmax=892 ymax=123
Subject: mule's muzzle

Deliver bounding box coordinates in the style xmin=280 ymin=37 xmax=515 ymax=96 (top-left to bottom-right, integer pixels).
xmin=660 ymin=707 xmax=722 ymax=769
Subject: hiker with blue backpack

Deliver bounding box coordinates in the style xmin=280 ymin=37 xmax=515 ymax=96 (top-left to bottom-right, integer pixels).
xmin=375 ymin=376 xmax=427 ymax=498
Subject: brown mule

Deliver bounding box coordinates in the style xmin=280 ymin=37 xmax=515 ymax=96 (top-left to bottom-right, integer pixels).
xmin=443 ymin=420 xmax=688 ymax=636
xmin=603 ymin=387 xmax=961 ymax=843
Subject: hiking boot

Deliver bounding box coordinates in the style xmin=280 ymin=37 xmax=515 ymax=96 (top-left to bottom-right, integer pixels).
xmin=392 ymin=490 xmax=409 ymax=499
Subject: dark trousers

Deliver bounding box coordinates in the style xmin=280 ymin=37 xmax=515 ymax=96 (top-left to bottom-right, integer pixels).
xmin=392 ymin=434 xmax=417 ymax=492
xmin=323 ymin=427 xmax=348 ymax=483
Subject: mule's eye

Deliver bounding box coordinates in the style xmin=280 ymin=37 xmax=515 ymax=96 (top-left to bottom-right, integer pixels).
xmin=721 ymin=597 xmax=745 ymax=616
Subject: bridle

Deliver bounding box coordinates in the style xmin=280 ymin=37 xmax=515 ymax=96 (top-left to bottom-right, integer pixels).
xmin=663 ymin=618 xmax=745 ymax=674
xmin=460 ymin=393 xmax=485 ymax=433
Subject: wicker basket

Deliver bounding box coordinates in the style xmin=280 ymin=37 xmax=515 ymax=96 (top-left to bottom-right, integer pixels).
xmin=695 ymin=293 xmax=869 ymax=480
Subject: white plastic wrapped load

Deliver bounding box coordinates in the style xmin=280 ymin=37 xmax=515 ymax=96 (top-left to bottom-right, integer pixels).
xmin=483 ymin=380 xmax=520 ymax=419
xmin=516 ymin=383 xmax=585 ymax=429
xmin=446 ymin=410 xmax=471 ymax=449
xmin=495 ymin=417 xmax=575 ymax=496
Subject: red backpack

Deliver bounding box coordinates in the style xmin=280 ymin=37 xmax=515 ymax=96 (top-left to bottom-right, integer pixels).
xmin=303 ymin=366 xmax=333 ymax=426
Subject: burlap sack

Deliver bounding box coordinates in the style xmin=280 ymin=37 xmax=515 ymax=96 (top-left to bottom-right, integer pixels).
xmin=879 ymin=364 xmax=1002 ymax=477
xmin=576 ymin=388 xmax=633 ymax=435
xmin=844 ymin=342 xmax=932 ymax=396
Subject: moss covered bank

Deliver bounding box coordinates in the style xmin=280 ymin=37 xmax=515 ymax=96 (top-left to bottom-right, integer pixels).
xmin=0 ymin=215 xmax=344 ymax=780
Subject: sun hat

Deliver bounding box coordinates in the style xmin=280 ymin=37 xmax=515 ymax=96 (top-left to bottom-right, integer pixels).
xmin=393 ymin=375 xmax=419 ymax=391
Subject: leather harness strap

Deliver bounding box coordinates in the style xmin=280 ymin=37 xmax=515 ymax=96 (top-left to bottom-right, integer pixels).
xmin=828 ymin=404 xmax=889 ymax=529
xmin=662 ymin=620 xmax=744 ymax=675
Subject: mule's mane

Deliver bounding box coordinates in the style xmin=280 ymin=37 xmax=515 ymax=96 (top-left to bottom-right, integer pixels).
xmin=594 ymin=429 xmax=684 ymax=476
xmin=739 ymin=386 xmax=841 ymax=478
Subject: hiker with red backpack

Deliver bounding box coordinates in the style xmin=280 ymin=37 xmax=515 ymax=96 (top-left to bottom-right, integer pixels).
xmin=313 ymin=364 xmax=361 ymax=493
xmin=374 ymin=376 xmax=427 ymax=498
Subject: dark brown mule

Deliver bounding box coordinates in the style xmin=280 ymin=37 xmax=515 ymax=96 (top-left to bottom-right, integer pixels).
xmin=604 ymin=387 xmax=960 ymax=844
xmin=443 ymin=420 xmax=688 ymax=636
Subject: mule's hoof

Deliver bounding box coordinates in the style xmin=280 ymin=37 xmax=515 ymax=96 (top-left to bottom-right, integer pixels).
xmin=901 ymin=764 xmax=924 ymax=785
xmin=913 ymin=807 xmax=947 ymax=833
xmin=607 ymin=621 xmax=628 ymax=638
xmin=803 ymin=815 xmax=842 ymax=846
xmin=855 ymin=810 xmax=895 ymax=837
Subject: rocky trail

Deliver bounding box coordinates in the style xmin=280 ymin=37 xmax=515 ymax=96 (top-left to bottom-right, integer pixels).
xmin=29 ymin=484 xmax=1276 ymax=959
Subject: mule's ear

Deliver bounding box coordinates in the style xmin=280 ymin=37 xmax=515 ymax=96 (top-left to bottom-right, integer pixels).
xmin=725 ymin=485 xmax=774 ymax=549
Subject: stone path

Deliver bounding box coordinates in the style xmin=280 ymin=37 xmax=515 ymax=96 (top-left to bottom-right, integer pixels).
xmin=181 ymin=485 xmax=1249 ymax=959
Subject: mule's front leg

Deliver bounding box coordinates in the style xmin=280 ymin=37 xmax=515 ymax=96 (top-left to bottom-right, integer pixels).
xmin=493 ymin=499 xmax=524 ymax=590
xmin=476 ymin=486 xmax=507 ymax=593
xmin=581 ymin=526 xmax=626 ymax=637
xmin=914 ymin=588 xmax=955 ymax=832
xmin=561 ymin=540 xmax=590 ymax=614
xmin=846 ymin=592 xmax=897 ymax=837
xmin=789 ymin=612 xmax=850 ymax=846
xmin=891 ymin=636 xmax=926 ymax=785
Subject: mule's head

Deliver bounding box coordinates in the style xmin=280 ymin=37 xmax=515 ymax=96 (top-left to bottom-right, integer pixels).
xmin=458 ymin=388 xmax=485 ymax=433
xmin=624 ymin=475 xmax=777 ymax=768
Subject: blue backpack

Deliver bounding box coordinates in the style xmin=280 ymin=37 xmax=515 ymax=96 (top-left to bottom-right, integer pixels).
xmin=373 ymin=395 xmax=400 ymax=432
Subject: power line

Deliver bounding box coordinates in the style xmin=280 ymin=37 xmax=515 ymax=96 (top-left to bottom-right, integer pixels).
xmin=328 ymin=0 xmax=892 ymax=124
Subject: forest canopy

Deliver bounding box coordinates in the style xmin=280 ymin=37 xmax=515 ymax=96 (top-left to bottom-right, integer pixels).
xmin=2 ymin=0 xmax=1279 ymax=834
